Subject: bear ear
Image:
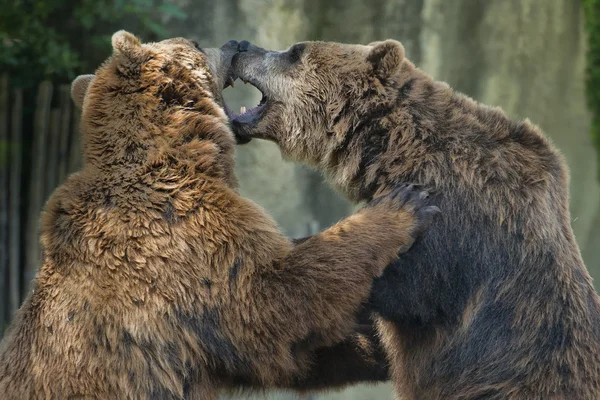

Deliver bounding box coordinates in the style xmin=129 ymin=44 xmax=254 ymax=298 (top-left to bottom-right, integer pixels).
xmin=71 ymin=74 xmax=95 ymax=109
xmin=367 ymin=40 xmax=405 ymax=79
xmin=111 ymin=30 xmax=146 ymax=75
xmin=111 ymin=30 xmax=142 ymax=56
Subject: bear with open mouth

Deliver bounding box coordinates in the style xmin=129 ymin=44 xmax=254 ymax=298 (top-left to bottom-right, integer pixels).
xmin=228 ymin=39 xmax=600 ymax=399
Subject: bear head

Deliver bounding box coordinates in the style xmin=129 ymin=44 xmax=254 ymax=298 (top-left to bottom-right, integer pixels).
xmin=228 ymin=40 xmax=405 ymax=165
xmin=71 ymin=30 xmax=240 ymax=185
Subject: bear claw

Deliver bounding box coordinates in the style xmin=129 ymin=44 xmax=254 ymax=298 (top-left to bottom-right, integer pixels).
xmin=365 ymin=184 xmax=441 ymax=236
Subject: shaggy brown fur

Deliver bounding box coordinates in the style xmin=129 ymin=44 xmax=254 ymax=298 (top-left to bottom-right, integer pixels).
xmin=230 ymin=39 xmax=600 ymax=399
xmin=0 ymin=32 xmax=439 ymax=399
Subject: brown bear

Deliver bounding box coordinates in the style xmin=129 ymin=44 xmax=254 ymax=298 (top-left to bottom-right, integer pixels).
xmin=0 ymin=32 xmax=438 ymax=399
xmin=229 ymin=39 xmax=600 ymax=399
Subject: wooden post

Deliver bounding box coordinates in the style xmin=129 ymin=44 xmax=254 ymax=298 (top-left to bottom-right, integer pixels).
xmin=0 ymin=74 xmax=8 ymax=328
xmin=68 ymin=107 xmax=82 ymax=174
xmin=57 ymin=85 xmax=72 ymax=184
xmin=9 ymin=87 xmax=23 ymax=316
xmin=45 ymin=109 xmax=61 ymax=198
xmin=25 ymin=81 xmax=53 ymax=288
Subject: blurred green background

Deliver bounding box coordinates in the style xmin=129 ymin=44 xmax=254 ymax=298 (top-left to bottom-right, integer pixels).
xmin=1 ymin=1 xmax=599 ymax=399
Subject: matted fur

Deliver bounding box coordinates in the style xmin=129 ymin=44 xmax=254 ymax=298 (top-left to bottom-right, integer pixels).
xmin=231 ymin=40 xmax=600 ymax=399
xmin=0 ymin=33 xmax=436 ymax=399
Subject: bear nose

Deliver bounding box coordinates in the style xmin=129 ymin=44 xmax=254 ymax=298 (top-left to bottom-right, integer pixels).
xmin=238 ymin=40 xmax=251 ymax=52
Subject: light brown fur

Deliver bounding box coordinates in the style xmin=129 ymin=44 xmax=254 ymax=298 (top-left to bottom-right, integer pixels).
xmin=0 ymin=33 xmax=437 ymax=399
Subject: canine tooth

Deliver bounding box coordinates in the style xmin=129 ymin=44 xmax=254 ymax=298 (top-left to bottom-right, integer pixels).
xmin=230 ymin=79 xmax=235 ymax=88
xmin=240 ymin=106 xmax=246 ymax=114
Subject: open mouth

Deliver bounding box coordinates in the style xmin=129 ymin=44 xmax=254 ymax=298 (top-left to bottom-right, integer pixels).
xmin=222 ymin=75 xmax=268 ymax=126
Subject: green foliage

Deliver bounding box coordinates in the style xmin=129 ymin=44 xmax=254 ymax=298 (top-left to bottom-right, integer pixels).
xmin=583 ymin=0 xmax=600 ymax=177
xmin=0 ymin=0 xmax=187 ymax=87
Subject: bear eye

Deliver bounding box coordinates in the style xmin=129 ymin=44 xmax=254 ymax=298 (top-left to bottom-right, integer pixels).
xmin=288 ymin=44 xmax=305 ymax=64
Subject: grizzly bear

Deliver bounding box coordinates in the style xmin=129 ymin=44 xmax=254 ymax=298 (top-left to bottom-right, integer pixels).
xmin=230 ymin=39 xmax=600 ymax=399
xmin=0 ymin=32 xmax=438 ymax=399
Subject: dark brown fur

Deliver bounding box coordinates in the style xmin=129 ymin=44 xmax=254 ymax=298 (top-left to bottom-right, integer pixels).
xmin=230 ymin=39 xmax=600 ymax=399
xmin=0 ymin=33 xmax=436 ymax=399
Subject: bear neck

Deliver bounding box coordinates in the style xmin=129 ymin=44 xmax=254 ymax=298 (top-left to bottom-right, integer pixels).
xmin=325 ymin=60 xmax=565 ymax=209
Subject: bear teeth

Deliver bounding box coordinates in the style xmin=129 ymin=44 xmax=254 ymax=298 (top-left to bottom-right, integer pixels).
xmin=240 ymin=106 xmax=247 ymax=114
